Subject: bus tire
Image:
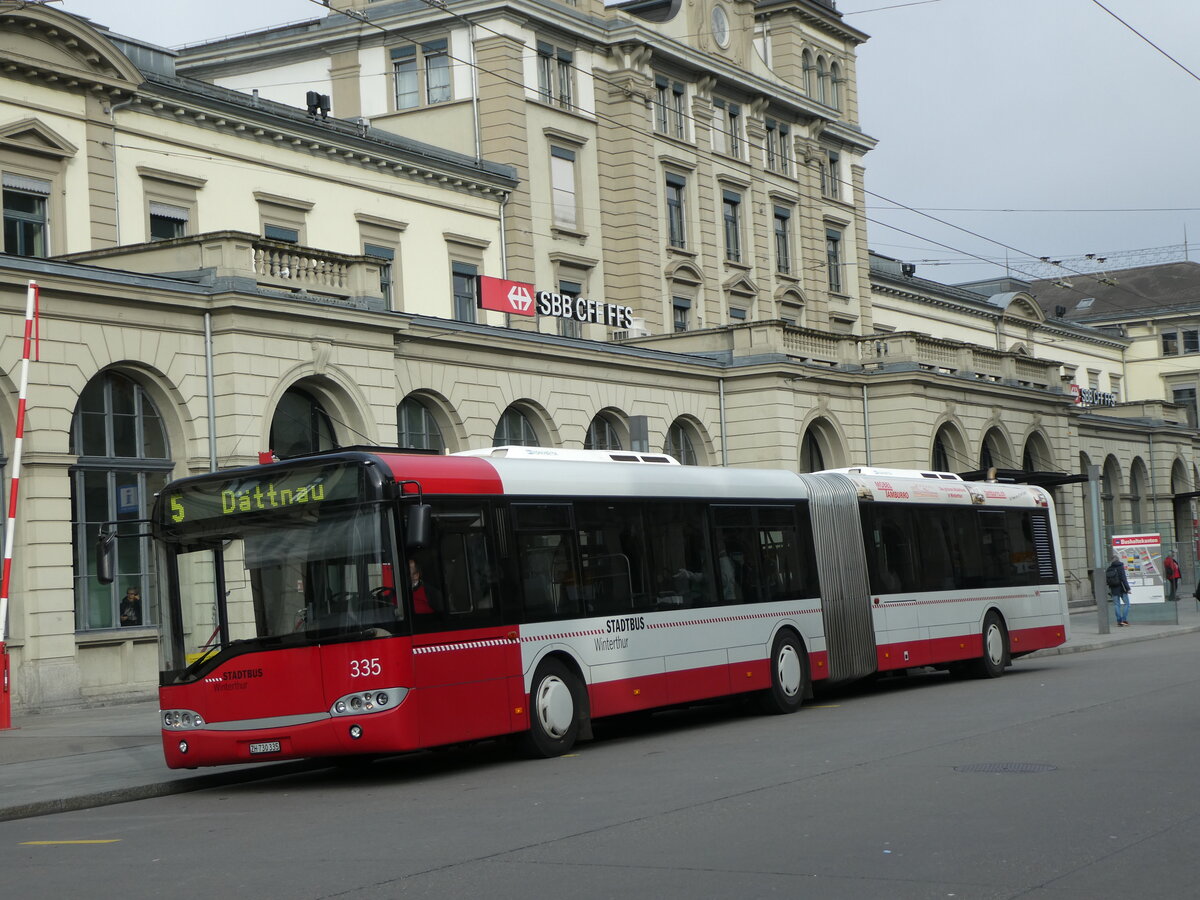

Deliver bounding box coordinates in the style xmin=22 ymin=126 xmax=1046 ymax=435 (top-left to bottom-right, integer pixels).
xmin=761 ymin=629 xmax=807 ymax=714
xmin=973 ymin=611 xmax=1008 ymax=678
xmin=523 ymin=658 xmax=585 ymax=758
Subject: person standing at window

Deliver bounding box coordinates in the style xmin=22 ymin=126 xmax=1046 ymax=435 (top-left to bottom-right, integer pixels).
xmin=120 ymin=587 xmax=142 ymax=626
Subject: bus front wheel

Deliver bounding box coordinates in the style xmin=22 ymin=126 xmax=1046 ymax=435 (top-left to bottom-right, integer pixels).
xmin=761 ymin=629 xmax=807 ymax=714
xmin=523 ymin=659 xmax=585 ymax=758
xmin=973 ymin=611 xmax=1008 ymax=678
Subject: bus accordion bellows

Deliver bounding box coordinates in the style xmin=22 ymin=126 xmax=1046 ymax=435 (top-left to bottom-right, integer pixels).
xmin=150 ymin=448 xmax=1068 ymax=768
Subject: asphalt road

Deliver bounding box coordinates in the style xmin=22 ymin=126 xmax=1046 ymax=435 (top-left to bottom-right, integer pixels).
xmin=2 ymin=632 xmax=1199 ymax=899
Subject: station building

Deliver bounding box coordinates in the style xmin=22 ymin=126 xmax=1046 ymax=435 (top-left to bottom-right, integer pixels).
xmin=0 ymin=1 xmax=1195 ymax=709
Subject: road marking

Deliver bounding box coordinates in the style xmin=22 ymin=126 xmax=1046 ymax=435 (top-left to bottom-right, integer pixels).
xmin=20 ymin=840 xmax=121 ymax=845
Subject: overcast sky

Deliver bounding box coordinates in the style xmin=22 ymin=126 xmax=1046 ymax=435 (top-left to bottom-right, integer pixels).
xmin=57 ymin=0 xmax=1200 ymax=287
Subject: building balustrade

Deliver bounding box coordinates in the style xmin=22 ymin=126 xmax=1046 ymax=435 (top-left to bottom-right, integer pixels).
xmin=57 ymin=230 xmax=386 ymax=308
xmin=847 ymin=329 xmax=1058 ymax=390
xmin=251 ymin=239 xmax=354 ymax=293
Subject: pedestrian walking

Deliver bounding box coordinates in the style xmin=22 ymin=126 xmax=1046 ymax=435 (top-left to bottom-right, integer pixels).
xmin=1164 ymin=553 xmax=1181 ymax=601
xmin=1106 ymin=556 xmax=1132 ymax=626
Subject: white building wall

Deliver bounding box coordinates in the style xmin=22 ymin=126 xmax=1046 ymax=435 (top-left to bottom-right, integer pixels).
xmin=213 ymin=59 xmax=331 ymax=110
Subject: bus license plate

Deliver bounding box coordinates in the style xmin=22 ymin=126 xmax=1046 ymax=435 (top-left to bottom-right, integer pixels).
xmin=249 ymin=741 xmax=281 ymax=755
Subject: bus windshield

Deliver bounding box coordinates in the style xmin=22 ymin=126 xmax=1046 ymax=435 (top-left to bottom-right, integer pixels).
xmin=158 ymin=502 xmax=401 ymax=680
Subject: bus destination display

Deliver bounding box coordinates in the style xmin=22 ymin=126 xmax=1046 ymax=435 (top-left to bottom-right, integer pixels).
xmin=163 ymin=464 xmax=362 ymax=526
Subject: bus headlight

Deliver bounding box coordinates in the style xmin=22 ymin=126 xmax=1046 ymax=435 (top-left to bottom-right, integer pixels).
xmin=162 ymin=709 xmax=205 ymax=731
xmin=330 ymin=688 xmax=407 ymax=717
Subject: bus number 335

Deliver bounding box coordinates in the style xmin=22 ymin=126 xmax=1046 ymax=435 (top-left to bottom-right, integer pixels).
xmin=350 ymin=658 xmax=381 ymax=678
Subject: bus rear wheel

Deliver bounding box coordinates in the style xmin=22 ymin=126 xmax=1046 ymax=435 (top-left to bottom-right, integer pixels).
xmin=761 ymin=630 xmax=807 ymax=714
xmin=523 ymin=659 xmax=584 ymax=758
xmin=973 ymin=611 xmax=1008 ymax=678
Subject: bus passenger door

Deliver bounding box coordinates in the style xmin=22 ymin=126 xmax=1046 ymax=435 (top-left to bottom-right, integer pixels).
xmin=408 ymin=504 xmax=517 ymax=747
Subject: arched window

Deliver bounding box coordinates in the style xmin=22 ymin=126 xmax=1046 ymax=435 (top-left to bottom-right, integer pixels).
xmin=932 ymin=433 xmax=950 ymax=472
xmin=816 ymin=55 xmax=829 ymax=105
xmin=493 ymin=407 xmax=539 ymax=447
xmin=584 ymin=414 xmax=622 ymax=451
xmin=802 ymin=49 xmax=816 ymax=97
xmin=270 ymin=386 xmax=336 ymax=458
xmin=1022 ymin=431 xmax=1053 ymax=473
xmin=397 ymin=396 xmax=445 ymax=453
xmin=830 ymin=61 xmax=843 ymax=110
xmin=800 ymin=430 xmax=825 ymax=473
xmin=1101 ymin=455 xmax=1122 ymax=535
xmin=799 ymin=417 xmax=842 ymax=473
xmin=70 ymin=371 xmax=172 ymax=630
xmin=980 ymin=428 xmax=1010 ymax=472
xmin=980 ymin=443 xmax=994 ymax=472
xmin=930 ymin=424 xmax=966 ymax=474
xmin=665 ymin=419 xmax=698 ymax=465
xmin=1130 ymin=459 xmax=1149 ymax=532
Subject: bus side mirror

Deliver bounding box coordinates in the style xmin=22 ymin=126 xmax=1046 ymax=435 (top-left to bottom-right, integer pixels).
xmin=406 ymin=504 xmax=431 ymax=550
xmin=96 ymin=531 xmax=116 ymax=585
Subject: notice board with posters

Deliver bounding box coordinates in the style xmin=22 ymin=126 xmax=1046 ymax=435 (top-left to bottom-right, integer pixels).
xmin=1112 ymin=533 xmax=1165 ymax=603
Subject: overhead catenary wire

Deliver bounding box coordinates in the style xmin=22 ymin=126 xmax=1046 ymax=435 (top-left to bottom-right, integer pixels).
xmin=1088 ymin=0 xmax=1200 ymax=85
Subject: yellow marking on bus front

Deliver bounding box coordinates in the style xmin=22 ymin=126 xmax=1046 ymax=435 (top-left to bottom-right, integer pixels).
xmin=20 ymin=840 xmax=121 ymax=845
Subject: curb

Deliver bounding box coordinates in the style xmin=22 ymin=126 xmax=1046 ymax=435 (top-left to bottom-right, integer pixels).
xmin=1028 ymin=623 xmax=1200 ymax=658
xmin=0 ymin=757 xmax=328 ymax=823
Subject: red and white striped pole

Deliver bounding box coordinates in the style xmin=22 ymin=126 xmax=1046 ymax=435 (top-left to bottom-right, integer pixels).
xmin=0 ymin=280 xmax=39 ymax=730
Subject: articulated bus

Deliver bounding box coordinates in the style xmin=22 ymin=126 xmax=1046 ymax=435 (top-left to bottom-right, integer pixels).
xmin=147 ymin=448 xmax=1068 ymax=768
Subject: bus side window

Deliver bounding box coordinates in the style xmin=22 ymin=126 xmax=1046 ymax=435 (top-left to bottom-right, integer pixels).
xmin=863 ymin=505 xmax=917 ymax=594
xmin=952 ymin=509 xmax=986 ymax=590
xmin=644 ymin=502 xmax=716 ymax=609
xmin=978 ymin=510 xmax=1013 ymax=588
xmin=513 ymin=504 xmax=582 ymax=619
xmin=916 ymin=511 xmax=957 ymax=592
xmin=575 ymin=501 xmax=645 ymax=615
xmin=713 ymin=506 xmax=760 ymax=604
xmin=757 ymin=506 xmax=805 ymax=602
xmin=794 ymin=502 xmax=820 ymax=599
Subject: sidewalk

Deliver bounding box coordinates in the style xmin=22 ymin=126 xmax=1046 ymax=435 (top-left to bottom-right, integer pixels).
xmin=2 ymin=600 xmax=1199 ymax=822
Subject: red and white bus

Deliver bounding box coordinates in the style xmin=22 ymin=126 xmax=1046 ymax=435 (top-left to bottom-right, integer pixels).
xmin=147 ymin=448 xmax=1068 ymax=768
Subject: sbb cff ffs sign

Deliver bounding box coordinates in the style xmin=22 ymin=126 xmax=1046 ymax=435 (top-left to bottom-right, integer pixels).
xmin=478 ymin=276 xmax=634 ymax=329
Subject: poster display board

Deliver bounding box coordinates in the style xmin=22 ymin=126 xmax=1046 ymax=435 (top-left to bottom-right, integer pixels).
xmin=1111 ymin=533 xmax=1165 ymax=604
